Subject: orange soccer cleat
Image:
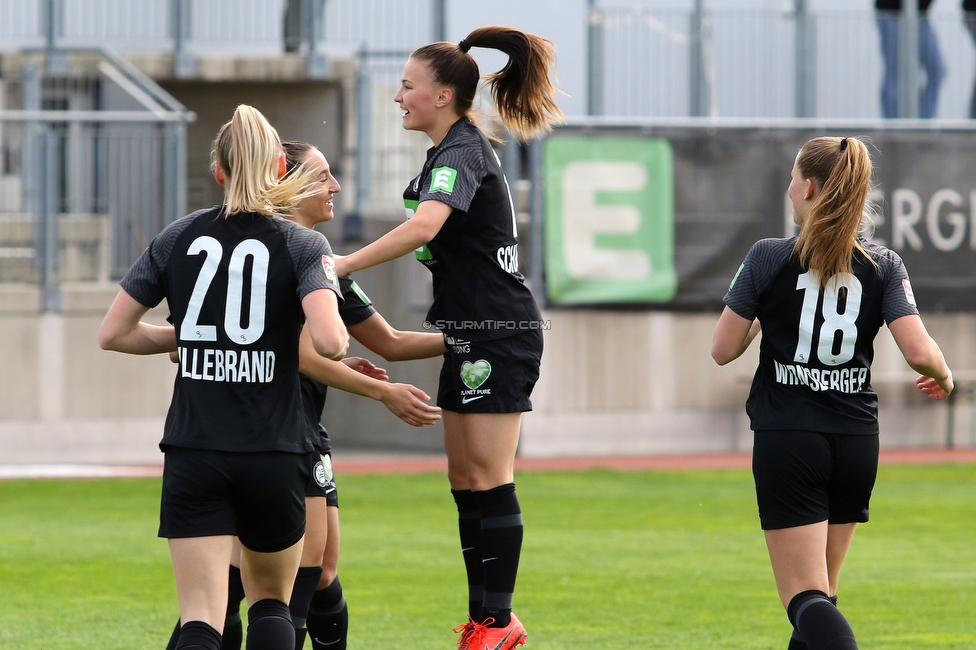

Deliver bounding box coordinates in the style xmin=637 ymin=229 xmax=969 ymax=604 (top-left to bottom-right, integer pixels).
xmin=456 ymin=614 xmax=526 ymax=650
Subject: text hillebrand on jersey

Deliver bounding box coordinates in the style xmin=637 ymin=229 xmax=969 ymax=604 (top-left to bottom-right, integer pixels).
xmin=177 ymin=347 xmax=276 ymax=383
xmin=773 ymin=360 xmax=868 ymax=394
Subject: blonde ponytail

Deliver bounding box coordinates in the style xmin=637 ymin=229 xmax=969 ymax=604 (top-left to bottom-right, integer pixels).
xmin=210 ymin=105 xmax=318 ymax=217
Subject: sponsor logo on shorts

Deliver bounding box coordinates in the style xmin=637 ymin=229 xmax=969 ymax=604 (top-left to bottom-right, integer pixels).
xmin=459 ymin=359 xmax=492 ymax=405
xmin=445 ymin=335 xmax=471 ymax=354
xmin=460 ymin=360 xmax=491 ymax=389
xmin=313 ymin=459 xmax=328 ymax=488
xmin=320 ymin=453 xmax=334 ymax=483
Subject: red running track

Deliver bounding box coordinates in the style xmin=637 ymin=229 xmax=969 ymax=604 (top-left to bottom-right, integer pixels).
xmin=3 ymin=448 xmax=976 ymax=480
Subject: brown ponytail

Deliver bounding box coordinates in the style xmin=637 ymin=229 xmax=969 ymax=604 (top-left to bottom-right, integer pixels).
xmin=411 ymin=26 xmax=564 ymax=140
xmin=792 ymin=136 xmax=876 ymax=287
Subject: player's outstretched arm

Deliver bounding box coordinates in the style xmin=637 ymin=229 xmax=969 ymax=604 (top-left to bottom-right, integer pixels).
xmin=348 ymin=313 xmax=446 ymax=362
xmin=888 ymin=314 xmax=953 ymax=399
xmin=98 ymin=289 xmax=176 ymax=355
xmin=298 ymin=325 xmax=441 ymax=427
xmin=335 ymin=200 xmax=452 ymax=276
xmin=711 ymin=306 xmax=761 ymax=366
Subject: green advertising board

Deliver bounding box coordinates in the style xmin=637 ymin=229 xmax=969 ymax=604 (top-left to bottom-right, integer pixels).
xmin=544 ymin=135 xmax=677 ymax=304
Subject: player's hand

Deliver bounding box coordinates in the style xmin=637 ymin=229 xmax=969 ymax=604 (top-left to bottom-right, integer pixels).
xmin=917 ymin=374 xmax=952 ymax=400
xmin=379 ymin=383 xmax=441 ymax=427
xmin=343 ymin=356 xmax=389 ymax=381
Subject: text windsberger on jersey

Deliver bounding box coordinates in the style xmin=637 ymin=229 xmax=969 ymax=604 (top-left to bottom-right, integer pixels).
xmin=773 ymin=360 xmax=868 ymax=394
xmin=177 ymin=347 xmax=276 ymax=383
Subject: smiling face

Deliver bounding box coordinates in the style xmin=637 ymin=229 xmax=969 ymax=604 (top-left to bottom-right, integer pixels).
xmin=294 ymin=149 xmax=340 ymax=229
xmin=394 ymin=57 xmax=450 ymax=136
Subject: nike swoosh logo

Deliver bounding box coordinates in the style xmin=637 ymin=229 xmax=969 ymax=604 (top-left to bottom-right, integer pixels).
xmin=325 ymin=487 xmax=336 ymax=494
xmin=461 ymin=395 xmax=485 ymax=404
xmin=485 ymin=626 xmax=515 ymax=650
xmin=313 ymin=639 xmax=343 ymax=646
xmin=482 ymin=557 xmax=497 ymax=563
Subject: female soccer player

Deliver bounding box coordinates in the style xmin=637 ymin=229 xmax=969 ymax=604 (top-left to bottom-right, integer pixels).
xmin=164 ymin=141 xmax=446 ymax=650
xmin=334 ymin=26 xmax=563 ymax=650
xmin=281 ymin=141 xmax=447 ymax=650
xmin=711 ymin=136 xmax=953 ymax=650
xmin=100 ymin=104 xmax=348 ymax=650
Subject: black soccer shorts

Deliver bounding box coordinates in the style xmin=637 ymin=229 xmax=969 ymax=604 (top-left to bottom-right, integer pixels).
xmin=159 ymin=447 xmax=308 ymax=552
xmin=436 ymin=328 xmax=543 ymax=413
xmin=752 ymin=430 xmax=879 ymax=530
xmin=304 ymin=450 xmax=338 ymax=508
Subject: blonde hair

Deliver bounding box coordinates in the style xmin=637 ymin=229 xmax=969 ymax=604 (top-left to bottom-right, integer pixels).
xmin=411 ymin=26 xmax=564 ymax=141
xmin=210 ymin=105 xmax=317 ymax=217
xmin=793 ymin=136 xmax=875 ymax=287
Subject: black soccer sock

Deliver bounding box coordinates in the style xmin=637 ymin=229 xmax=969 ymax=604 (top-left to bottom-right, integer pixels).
xmin=222 ymin=565 xmax=246 ymax=650
xmin=452 ymin=488 xmax=484 ymax=622
xmin=289 ymin=566 xmax=324 ymax=650
xmin=165 ymin=619 xmax=182 ymax=650
xmin=165 ymin=564 xmax=245 ymax=650
xmin=473 ymin=483 xmax=523 ymax=628
xmin=246 ymin=599 xmax=294 ymax=650
xmin=306 ymin=577 xmax=348 ymax=650
xmin=175 ymin=621 xmax=222 ymax=650
xmin=788 ymin=594 xmax=839 ymax=650
xmin=787 ymin=590 xmax=857 ymax=650
xmin=788 ymin=631 xmax=809 ymax=650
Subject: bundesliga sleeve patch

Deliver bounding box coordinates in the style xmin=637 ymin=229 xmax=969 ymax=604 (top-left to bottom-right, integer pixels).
xmin=322 ymin=255 xmax=338 ymax=286
xmin=429 ymin=166 xmax=458 ymax=193
xmin=902 ymin=278 xmax=916 ymax=305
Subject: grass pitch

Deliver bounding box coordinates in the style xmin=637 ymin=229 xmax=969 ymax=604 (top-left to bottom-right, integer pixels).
xmin=1 ymin=463 xmax=974 ymax=649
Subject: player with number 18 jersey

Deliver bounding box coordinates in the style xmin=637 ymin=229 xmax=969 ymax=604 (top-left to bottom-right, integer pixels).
xmin=724 ymin=236 xmax=918 ymax=435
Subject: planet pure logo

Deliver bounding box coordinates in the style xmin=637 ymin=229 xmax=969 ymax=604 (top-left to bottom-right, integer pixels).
xmin=460 ymin=360 xmax=491 ymax=389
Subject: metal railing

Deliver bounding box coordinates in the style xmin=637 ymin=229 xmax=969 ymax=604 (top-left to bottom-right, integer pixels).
xmin=0 ymin=48 xmax=193 ymax=308
xmin=588 ymin=5 xmax=976 ymax=120
xmin=0 ymin=0 xmax=438 ymax=76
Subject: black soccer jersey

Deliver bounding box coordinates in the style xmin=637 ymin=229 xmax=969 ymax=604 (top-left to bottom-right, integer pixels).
xmin=403 ymin=117 xmax=542 ymax=341
xmin=121 ymin=206 xmax=342 ymax=453
xmin=724 ymin=237 xmax=918 ymax=435
xmin=301 ymin=276 xmax=377 ymax=453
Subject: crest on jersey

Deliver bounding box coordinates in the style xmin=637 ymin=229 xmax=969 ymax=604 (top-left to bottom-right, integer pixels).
xmin=430 ymin=166 xmax=458 ymax=193
xmin=902 ymin=278 xmax=916 ymax=306
xmin=322 ymin=255 xmax=338 ymax=285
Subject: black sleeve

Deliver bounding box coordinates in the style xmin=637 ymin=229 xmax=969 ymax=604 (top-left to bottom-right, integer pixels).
xmin=339 ymin=277 xmax=377 ymax=327
xmin=723 ymin=238 xmax=794 ymax=320
xmin=119 ymin=211 xmax=200 ymax=307
xmin=283 ymin=219 xmax=342 ymax=302
xmin=418 ymin=142 xmax=485 ymax=213
xmin=879 ymin=249 xmax=921 ymax=324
